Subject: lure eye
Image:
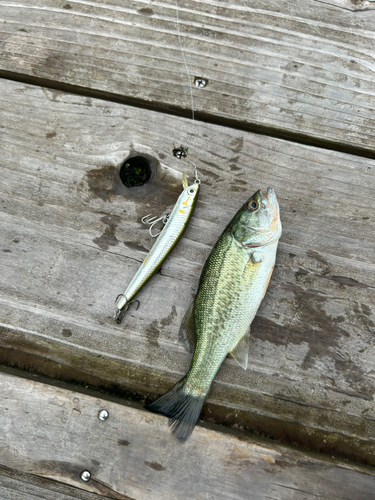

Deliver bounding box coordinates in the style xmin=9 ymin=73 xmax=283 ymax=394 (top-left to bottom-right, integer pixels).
xmin=188 ymin=188 xmax=195 ymax=195
xmin=247 ymin=200 xmax=259 ymax=211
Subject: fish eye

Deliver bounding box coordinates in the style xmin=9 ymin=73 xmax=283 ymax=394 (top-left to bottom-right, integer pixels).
xmin=247 ymin=200 xmax=259 ymax=211
xmin=188 ymin=188 xmax=195 ymax=195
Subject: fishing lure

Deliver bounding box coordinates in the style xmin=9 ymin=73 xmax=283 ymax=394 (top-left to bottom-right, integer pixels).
xmin=114 ymin=172 xmax=200 ymax=323
xmin=147 ymin=187 xmax=282 ymax=442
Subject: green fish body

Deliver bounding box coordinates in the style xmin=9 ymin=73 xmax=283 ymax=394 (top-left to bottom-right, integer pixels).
xmin=147 ymin=187 xmax=282 ymax=442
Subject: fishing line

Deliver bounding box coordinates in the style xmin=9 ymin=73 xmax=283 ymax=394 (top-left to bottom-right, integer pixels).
xmin=174 ymin=0 xmax=196 ymax=151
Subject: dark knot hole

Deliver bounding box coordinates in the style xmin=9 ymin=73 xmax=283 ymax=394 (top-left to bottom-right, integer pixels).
xmin=119 ymin=155 xmax=152 ymax=188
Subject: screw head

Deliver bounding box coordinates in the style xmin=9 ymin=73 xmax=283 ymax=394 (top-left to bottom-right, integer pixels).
xmin=80 ymin=471 xmax=91 ymax=482
xmin=173 ymin=146 xmax=188 ymax=159
xmin=194 ymin=77 xmax=207 ymax=88
xmin=98 ymin=409 xmax=109 ymax=421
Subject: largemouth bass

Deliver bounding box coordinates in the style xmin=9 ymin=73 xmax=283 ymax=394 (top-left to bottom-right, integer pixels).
xmin=147 ymin=187 xmax=282 ymax=442
xmin=115 ymin=173 xmax=199 ymax=322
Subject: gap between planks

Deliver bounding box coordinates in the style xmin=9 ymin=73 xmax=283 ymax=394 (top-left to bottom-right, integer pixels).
xmin=0 ymin=369 xmax=375 ymax=500
xmin=2 ymin=0 xmax=375 ymax=156
xmin=1 ymin=69 xmax=375 ymax=161
xmin=1 ymin=78 xmax=375 ymax=467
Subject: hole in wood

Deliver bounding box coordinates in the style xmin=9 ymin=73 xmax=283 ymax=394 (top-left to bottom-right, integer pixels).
xmin=119 ymin=155 xmax=152 ymax=188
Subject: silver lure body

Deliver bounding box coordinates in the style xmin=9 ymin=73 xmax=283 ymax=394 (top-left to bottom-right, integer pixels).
xmin=115 ymin=173 xmax=199 ymax=322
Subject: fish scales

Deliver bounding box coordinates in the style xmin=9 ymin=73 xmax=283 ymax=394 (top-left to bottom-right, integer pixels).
xmin=147 ymin=187 xmax=282 ymax=442
xmin=189 ymin=230 xmax=277 ymax=396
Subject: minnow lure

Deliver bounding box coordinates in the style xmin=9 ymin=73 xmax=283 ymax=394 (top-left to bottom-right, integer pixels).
xmin=114 ymin=172 xmax=200 ymax=323
xmin=147 ymin=187 xmax=282 ymax=442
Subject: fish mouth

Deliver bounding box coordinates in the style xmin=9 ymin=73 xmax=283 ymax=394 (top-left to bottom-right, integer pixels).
xmin=260 ymin=187 xmax=281 ymax=227
xmin=265 ymin=187 xmax=276 ymax=202
xmin=256 ymin=187 xmax=277 ymax=207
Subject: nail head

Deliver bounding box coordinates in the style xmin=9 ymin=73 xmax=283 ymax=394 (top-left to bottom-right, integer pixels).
xmin=80 ymin=471 xmax=91 ymax=482
xmin=98 ymin=409 xmax=109 ymax=421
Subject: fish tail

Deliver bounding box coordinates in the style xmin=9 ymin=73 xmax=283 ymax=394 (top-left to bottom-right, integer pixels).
xmin=146 ymin=379 xmax=205 ymax=443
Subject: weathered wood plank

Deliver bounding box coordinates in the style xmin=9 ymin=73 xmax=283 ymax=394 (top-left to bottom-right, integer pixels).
xmin=1 ymin=0 xmax=375 ymax=154
xmin=0 ymin=465 xmax=111 ymax=500
xmin=1 ymin=371 xmax=374 ymax=500
xmin=0 ymin=79 xmax=375 ymax=464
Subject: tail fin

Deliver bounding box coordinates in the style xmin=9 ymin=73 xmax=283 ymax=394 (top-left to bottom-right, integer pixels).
xmin=146 ymin=379 xmax=205 ymax=443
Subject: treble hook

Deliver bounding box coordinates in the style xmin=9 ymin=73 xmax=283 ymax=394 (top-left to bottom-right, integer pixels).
xmin=141 ymin=213 xmax=170 ymax=237
xmin=114 ymin=294 xmax=140 ymax=323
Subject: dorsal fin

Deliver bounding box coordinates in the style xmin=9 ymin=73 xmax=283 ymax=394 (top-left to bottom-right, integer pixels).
xmin=181 ymin=172 xmax=188 ymax=189
xmin=230 ymin=328 xmax=250 ymax=370
xmin=178 ymin=301 xmax=196 ymax=352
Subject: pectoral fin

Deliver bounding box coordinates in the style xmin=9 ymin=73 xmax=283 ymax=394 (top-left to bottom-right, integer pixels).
xmin=230 ymin=328 xmax=250 ymax=370
xmin=178 ymin=301 xmax=196 ymax=353
xmin=251 ymin=251 xmax=262 ymax=264
xmin=182 ymin=172 xmax=188 ymax=189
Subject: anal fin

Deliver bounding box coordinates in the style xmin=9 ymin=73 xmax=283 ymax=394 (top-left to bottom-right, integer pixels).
xmin=230 ymin=327 xmax=250 ymax=370
xmin=178 ymin=302 xmax=196 ymax=353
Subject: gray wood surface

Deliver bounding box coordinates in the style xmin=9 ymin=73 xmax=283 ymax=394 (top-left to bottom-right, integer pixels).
xmin=1 ymin=0 xmax=375 ymax=154
xmin=1 ymin=371 xmax=374 ymax=500
xmin=1 ymin=78 xmax=374 ymax=465
xmin=0 ymin=465 xmax=112 ymax=500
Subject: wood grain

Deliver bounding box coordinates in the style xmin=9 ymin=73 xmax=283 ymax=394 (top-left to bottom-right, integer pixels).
xmin=0 ymin=78 xmax=375 ymax=464
xmin=0 ymin=465 xmax=112 ymax=500
xmin=1 ymin=0 xmax=375 ymax=154
xmin=1 ymin=371 xmax=374 ymax=500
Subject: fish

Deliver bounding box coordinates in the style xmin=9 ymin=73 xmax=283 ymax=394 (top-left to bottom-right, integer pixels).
xmin=114 ymin=172 xmax=200 ymax=323
xmin=147 ymin=187 xmax=282 ymax=442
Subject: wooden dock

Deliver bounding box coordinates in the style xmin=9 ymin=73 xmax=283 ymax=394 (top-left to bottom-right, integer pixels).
xmin=1 ymin=0 xmax=374 ymax=497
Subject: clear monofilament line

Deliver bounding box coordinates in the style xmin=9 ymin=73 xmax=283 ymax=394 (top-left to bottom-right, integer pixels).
xmin=174 ymin=0 xmax=195 ymax=144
